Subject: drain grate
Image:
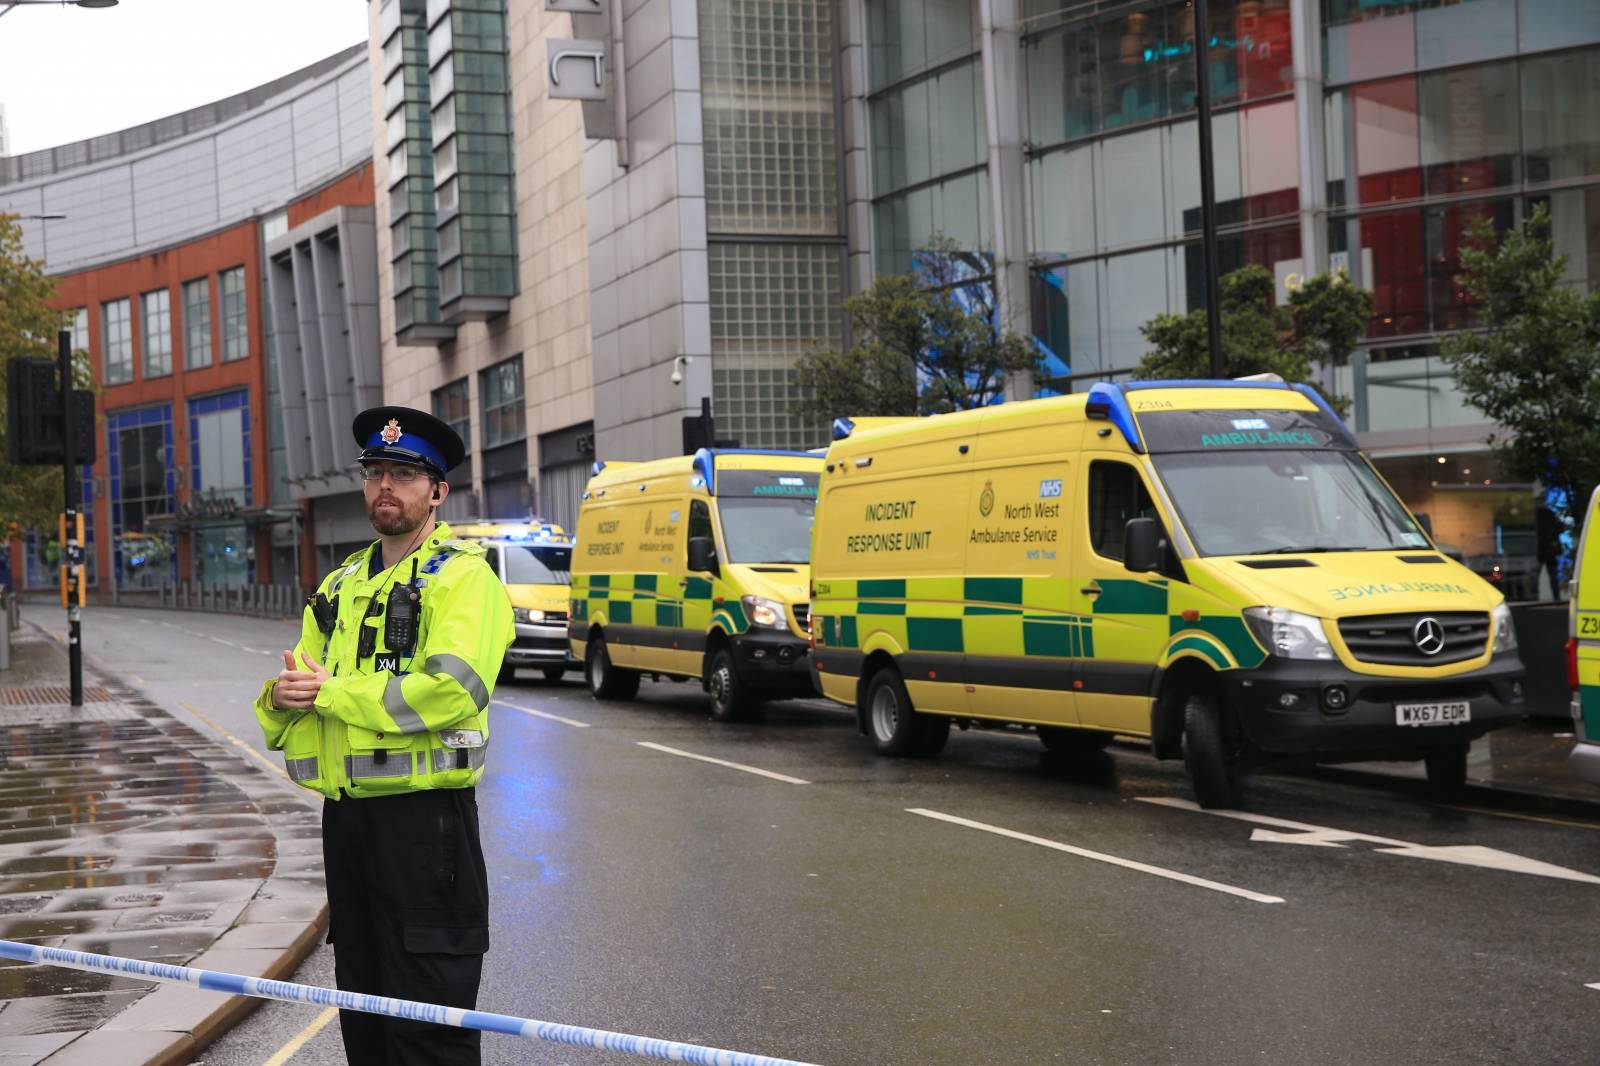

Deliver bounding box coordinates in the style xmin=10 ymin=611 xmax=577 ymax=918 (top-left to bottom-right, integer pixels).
xmin=0 ymin=686 xmax=115 ymax=705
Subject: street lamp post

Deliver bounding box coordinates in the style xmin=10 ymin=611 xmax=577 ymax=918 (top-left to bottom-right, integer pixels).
xmin=1192 ymin=0 xmax=1225 ymax=378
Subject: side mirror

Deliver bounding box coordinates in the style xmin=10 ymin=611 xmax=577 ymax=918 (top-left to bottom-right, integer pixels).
xmin=687 ymin=536 xmax=718 ymax=574
xmin=1123 ymin=517 xmax=1162 ymax=574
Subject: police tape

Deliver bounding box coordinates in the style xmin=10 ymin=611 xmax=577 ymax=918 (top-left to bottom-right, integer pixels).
xmin=0 ymin=939 xmax=823 ymax=1066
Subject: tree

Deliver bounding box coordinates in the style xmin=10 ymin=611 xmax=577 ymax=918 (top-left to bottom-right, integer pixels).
xmin=1137 ymin=264 xmax=1372 ymax=414
xmin=795 ymin=238 xmax=1042 ymax=426
xmin=1441 ymin=203 xmax=1600 ymax=579
xmin=0 ymin=213 xmax=84 ymax=537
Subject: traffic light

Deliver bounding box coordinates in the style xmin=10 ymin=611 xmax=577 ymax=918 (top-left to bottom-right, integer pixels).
xmin=6 ymin=357 xmax=96 ymax=466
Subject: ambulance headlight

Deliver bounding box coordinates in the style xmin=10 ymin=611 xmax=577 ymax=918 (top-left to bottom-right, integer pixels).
xmin=1491 ymin=601 xmax=1517 ymax=653
xmin=741 ymin=595 xmax=787 ymax=629
xmin=513 ymin=608 xmax=546 ymax=624
xmin=1243 ymin=606 xmax=1335 ymax=661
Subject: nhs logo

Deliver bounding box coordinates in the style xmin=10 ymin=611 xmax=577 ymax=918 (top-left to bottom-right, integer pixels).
xmin=1039 ymin=479 xmax=1063 ymax=498
xmin=1231 ymin=418 xmax=1270 ymax=431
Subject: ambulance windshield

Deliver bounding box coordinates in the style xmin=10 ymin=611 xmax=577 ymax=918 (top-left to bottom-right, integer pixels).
xmin=717 ymin=497 xmax=816 ymax=564
xmin=1151 ymin=449 xmax=1429 ymax=557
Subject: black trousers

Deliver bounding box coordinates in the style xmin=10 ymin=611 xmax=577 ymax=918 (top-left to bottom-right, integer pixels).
xmin=322 ymin=788 xmax=490 ymax=1066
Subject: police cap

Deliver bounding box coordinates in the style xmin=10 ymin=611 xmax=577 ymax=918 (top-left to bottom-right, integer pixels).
xmin=352 ymin=406 xmax=466 ymax=478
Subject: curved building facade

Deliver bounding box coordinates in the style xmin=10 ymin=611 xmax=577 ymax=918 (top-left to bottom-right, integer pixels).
xmin=0 ymin=45 xmax=377 ymax=597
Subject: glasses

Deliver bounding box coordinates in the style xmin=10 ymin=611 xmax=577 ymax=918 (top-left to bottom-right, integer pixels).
xmin=358 ymin=465 xmax=427 ymax=483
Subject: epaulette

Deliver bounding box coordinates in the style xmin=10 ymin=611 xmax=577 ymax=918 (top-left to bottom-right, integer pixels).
xmin=421 ymin=537 xmax=484 ymax=575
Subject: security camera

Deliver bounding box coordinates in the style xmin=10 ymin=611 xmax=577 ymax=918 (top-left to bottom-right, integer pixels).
xmin=670 ymin=354 xmax=690 ymax=386
xmin=670 ymin=366 xmax=683 ymax=385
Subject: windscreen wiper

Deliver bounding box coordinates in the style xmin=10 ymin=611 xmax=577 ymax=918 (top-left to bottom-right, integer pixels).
xmin=1247 ymin=545 xmax=1367 ymax=555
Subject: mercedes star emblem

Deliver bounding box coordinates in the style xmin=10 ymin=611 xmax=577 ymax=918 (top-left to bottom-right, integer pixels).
xmin=1412 ymin=616 xmax=1446 ymax=656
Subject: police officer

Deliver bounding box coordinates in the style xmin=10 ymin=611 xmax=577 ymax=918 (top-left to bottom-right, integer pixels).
xmin=254 ymin=406 xmax=513 ymax=1066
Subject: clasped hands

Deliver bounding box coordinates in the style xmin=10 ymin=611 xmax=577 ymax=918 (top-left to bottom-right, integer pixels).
xmin=272 ymin=650 xmax=330 ymax=710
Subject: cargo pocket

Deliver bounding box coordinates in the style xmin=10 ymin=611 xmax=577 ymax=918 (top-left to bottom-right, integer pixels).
xmin=422 ymin=727 xmax=487 ymax=789
xmin=279 ymin=712 xmax=325 ymax=791
xmin=344 ymin=724 xmax=420 ymax=794
xmin=401 ymin=923 xmax=489 ymax=956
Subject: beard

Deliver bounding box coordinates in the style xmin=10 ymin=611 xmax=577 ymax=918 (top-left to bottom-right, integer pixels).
xmin=367 ymin=491 xmax=431 ymax=536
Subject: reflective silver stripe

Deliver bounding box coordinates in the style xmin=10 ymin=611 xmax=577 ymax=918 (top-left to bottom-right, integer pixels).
xmin=424 ymin=653 xmax=489 ymax=711
xmin=346 ymin=752 xmax=413 ymax=780
xmin=430 ymin=745 xmax=486 ymax=774
xmin=382 ymin=674 xmax=430 ymax=734
xmin=285 ymin=756 xmax=319 ymax=782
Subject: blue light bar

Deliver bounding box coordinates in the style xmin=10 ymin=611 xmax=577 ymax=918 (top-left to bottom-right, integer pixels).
xmin=1084 ymin=383 xmax=1145 ymax=454
xmin=831 ymin=417 xmax=854 ymax=441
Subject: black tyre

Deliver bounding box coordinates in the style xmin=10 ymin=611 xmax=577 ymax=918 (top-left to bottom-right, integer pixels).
xmin=706 ymin=647 xmax=752 ymax=722
xmin=1037 ymin=726 xmax=1112 ymax=754
xmin=1424 ymin=743 xmax=1469 ymax=800
xmin=541 ymin=666 xmax=567 ymax=684
xmin=864 ymin=668 xmax=949 ymax=757
xmin=1183 ymin=689 xmax=1241 ymax=809
xmin=586 ymin=635 xmax=639 ymax=701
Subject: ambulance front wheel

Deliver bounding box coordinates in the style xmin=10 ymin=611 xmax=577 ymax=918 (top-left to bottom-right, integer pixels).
xmin=865 ymin=667 xmax=949 ymax=757
xmin=707 ymin=648 xmax=754 ymax=722
xmin=1183 ymin=689 xmax=1241 ymax=809
xmin=587 ymin=635 xmax=640 ymax=701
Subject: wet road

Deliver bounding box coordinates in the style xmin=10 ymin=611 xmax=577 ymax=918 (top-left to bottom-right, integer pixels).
xmin=23 ymin=605 xmax=1600 ymax=1065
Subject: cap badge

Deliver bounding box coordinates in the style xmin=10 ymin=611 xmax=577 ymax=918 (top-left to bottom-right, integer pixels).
xmin=380 ymin=418 xmax=402 ymax=445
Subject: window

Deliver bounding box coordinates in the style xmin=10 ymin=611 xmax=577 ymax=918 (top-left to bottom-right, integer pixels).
xmin=1088 ymin=460 xmax=1156 ymax=561
xmin=69 ymin=308 xmax=88 ymax=355
xmin=688 ymin=500 xmax=714 ymax=549
xmin=189 ymin=390 xmax=252 ymax=586
xmin=479 ymin=356 xmax=524 ymax=448
xmin=141 ymin=289 xmax=171 ymax=378
xmin=107 ymin=404 xmax=175 ymax=588
xmin=102 ymin=298 xmax=132 ymax=384
xmin=183 ymin=278 xmax=212 ymax=369
xmin=432 ymin=377 xmax=471 ymax=450
xmin=220 ymin=266 xmax=248 ymax=361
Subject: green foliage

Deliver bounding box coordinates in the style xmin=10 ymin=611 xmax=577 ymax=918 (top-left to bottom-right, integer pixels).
xmin=1441 ymin=203 xmax=1600 ymax=525
xmin=1136 ymin=264 xmax=1372 ymax=415
xmin=795 ymin=238 xmax=1043 ymax=426
xmin=0 ymin=213 xmax=90 ymax=537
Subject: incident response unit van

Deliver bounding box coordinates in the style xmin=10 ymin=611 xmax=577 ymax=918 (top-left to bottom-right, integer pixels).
xmin=809 ymin=379 xmax=1526 ymax=808
xmin=569 ymin=448 xmax=822 ymax=719
xmin=455 ymin=520 xmax=577 ymax=682
xmin=1569 ymin=487 xmax=1600 ymax=786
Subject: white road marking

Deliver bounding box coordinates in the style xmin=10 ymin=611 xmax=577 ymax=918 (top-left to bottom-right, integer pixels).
xmin=1587 ymin=982 xmax=1600 ymax=992
xmin=637 ymin=742 xmax=810 ymax=785
xmin=1139 ymin=797 xmax=1600 ymax=885
xmin=491 ymin=699 xmax=591 ymax=728
xmin=908 ymin=808 xmax=1284 ymax=904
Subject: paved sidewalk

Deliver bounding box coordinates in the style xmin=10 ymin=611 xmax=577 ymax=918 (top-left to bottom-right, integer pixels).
xmin=0 ymin=621 xmax=326 ymax=1066
xmin=1313 ymin=714 xmax=1600 ymax=815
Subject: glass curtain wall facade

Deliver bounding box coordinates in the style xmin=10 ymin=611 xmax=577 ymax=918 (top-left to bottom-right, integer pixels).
xmin=869 ymin=0 xmax=991 ymax=275
xmin=702 ymin=0 xmax=846 ymax=451
xmin=383 ymin=0 xmax=451 ymax=343
xmin=863 ymin=0 xmax=1600 ymax=598
xmin=1022 ymin=0 xmax=1296 ymax=385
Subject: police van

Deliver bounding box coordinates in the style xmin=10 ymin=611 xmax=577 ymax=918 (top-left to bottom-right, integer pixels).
xmin=570 ymin=449 xmax=822 ymax=719
xmin=809 ymin=379 xmax=1526 ymax=807
xmin=454 ymin=521 xmax=576 ymax=682
xmin=1569 ymin=487 xmax=1600 ymax=786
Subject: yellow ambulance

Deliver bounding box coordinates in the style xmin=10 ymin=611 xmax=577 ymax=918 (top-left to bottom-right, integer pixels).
xmin=454 ymin=521 xmax=576 ymax=683
xmin=809 ymin=379 xmax=1526 ymax=807
xmin=569 ymin=448 xmax=821 ymax=718
xmin=1569 ymin=487 xmax=1600 ymax=786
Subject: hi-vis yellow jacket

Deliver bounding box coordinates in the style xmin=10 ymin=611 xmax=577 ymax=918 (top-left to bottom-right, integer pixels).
xmin=253 ymin=522 xmax=514 ymax=800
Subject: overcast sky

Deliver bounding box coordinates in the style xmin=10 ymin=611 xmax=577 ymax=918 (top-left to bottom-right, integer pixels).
xmin=0 ymin=0 xmax=369 ymax=156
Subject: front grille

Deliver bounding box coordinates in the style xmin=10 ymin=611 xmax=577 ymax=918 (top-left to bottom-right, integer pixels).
xmin=1337 ymin=611 xmax=1489 ymax=666
xmin=542 ymin=610 xmax=568 ymax=624
xmin=791 ymin=602 xmax=810 ymax=634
